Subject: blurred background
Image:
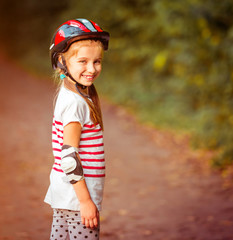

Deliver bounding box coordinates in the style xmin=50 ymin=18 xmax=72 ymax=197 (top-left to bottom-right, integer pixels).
xmin=0 ymin=0 xmax=233 ymax=169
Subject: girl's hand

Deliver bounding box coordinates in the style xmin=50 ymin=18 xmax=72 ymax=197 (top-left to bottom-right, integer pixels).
xmin=63 ymin=122 xmax=99 ymax=229
xmin=80 ymin=198 xmax=99 ymax=229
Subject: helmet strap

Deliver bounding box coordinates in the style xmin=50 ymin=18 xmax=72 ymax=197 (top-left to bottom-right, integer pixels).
xmin=75 ymin=82 xmax=90 ymax=98
xmin=58 ymin=56 xmax=90 ymax=98
xmin=60 ymin=55 xmax=87 ymax=90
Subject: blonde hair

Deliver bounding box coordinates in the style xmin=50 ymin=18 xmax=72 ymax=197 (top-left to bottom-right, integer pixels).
xmin=55 ymin=40 xmax=104 ymax=130
xmin=63 ymin=39 xmax=104 ymax=60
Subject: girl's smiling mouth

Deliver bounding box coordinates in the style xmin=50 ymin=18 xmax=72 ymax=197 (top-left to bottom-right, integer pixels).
xmin=82 ymin=74 xmax=95 ymax=80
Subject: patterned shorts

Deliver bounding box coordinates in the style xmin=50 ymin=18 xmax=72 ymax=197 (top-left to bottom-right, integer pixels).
xmin=50 ymin=209 xmax=100 ymax=240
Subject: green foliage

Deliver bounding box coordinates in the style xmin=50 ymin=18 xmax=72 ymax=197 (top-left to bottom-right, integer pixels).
xmin=99 ymin=0 xmax=233 ymax=168
xmin=0 ymin=0 xmax=69 ymax=74
xmin=0 ymin=0 xmax=232 ymax=168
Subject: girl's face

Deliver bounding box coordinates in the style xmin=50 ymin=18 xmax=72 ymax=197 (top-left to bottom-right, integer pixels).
xmin=65 ymin=41 xmax=103 ymax=87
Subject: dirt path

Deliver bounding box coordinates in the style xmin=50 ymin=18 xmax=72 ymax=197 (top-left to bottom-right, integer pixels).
xmin=0 ymin=55 xmax=232 ymax=240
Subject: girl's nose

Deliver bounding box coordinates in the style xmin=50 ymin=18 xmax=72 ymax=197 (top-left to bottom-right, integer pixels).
xmin=87 ymin=63 xmax=96 ymax=73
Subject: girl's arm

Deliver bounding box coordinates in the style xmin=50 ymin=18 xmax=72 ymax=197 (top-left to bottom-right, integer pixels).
xmin=63 ymin=122 xmax=99 ymax=229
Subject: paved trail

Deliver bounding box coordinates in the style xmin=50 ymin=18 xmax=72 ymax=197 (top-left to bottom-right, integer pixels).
xmin=0 ymin=55 xmax=232 ymax=240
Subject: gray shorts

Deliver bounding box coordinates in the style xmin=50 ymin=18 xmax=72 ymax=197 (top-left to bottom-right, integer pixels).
xmin=50 ymin=209 xmax=100 ymax=240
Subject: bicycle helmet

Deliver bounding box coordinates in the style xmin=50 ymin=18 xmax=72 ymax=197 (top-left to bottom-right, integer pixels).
xmin=49 ymin=18 xmax=110 ymax=95
xmin=50 ymin=18 xmax=110 ymax=69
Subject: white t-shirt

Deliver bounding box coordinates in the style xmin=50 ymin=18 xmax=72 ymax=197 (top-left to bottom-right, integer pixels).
xmin=44 ymin=86 xmax=105 ymax=211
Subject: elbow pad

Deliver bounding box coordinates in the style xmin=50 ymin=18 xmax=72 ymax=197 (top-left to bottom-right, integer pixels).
xmin=61 ymin=144 xmax=84 ymax=184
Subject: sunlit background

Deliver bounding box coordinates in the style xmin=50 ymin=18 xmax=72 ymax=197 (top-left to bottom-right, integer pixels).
xmin=1 ymin=0 xmax=233 ymax=169
xmin=0 ymin=1 xmax=233 ymax=239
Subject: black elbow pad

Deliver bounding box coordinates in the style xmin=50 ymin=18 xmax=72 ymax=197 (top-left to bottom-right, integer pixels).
xmin=61 ymin=144 xmax=84 ymax=184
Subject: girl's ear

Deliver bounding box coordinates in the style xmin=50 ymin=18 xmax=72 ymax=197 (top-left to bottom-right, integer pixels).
xmin=58 ymin=55 xmax=62 ymax=65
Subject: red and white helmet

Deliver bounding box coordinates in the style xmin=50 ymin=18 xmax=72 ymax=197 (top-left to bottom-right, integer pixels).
xmin=50 ymin=18 xmax=110 ymax=69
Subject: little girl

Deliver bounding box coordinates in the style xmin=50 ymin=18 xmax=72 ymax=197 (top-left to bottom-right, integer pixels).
xmin=44 ymin=18 xmax=110 ymax=240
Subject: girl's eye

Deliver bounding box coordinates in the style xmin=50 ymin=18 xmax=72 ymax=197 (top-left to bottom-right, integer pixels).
xmin=94 ymin=59 xmax=102 ymax=64
xmin=79 ymin=60 xmax=86 ymax=64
